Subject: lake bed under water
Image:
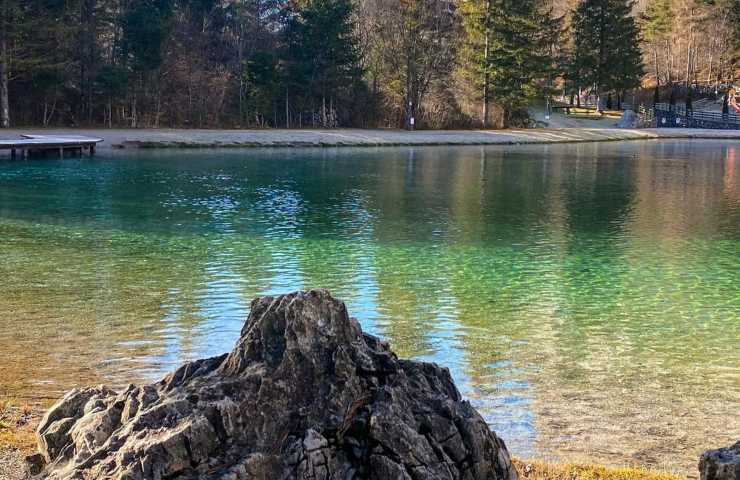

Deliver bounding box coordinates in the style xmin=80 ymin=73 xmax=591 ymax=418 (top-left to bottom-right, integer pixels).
xmin=0 ymin=141 xmax=738 ymax=474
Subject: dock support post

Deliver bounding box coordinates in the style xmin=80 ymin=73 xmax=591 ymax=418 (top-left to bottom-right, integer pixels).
xmin=59 ymin=147 xmax=64 ymax=159
xmin=10 ymin=148 xmax=15 ymax=159
xmin=90 ymin=144 xmax=95 ymax=155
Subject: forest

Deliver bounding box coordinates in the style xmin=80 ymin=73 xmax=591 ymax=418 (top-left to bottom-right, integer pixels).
xmin=0 ymin=0 xmax=738 ymax=129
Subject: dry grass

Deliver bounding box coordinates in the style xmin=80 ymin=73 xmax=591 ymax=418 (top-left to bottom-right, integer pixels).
xmin=0 ymin=398 xmax=38 ymax=453
xmin=566 ymin=111 xmax=624 ymax=119
xmin=513 ymin=458 xmax=686 ymax=480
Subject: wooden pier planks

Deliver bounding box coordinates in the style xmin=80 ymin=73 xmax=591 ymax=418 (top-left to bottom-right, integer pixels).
xmin=0 ymin=135 xmax=103 ymax=158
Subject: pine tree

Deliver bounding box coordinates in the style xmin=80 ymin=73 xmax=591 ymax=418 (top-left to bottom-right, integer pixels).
xmin=610 ymin=0 xmax=643 ymax=102
xmin=226 ymin=0 xmax=288 ymax=126
xmin=120 ymin=0 xmax=173 ymax=73
xmin=0 ymin=0 xmax=71 ymax=127
xmin=0 ymin=0 xmax=20 ymax=127
xmin=242 ymin=51 xmax=279 ymax=126
xmin=284 ymin=0 xmax=363 ymax=126
xmin=461 ymin=0 xmax=560 ymax=127
xmin=568 ymin=0 xmax=643 ymax=102
xmin=120 ymin=0 xmax=174 ymax=126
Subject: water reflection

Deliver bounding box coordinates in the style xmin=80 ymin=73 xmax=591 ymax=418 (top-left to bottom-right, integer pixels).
xmin=0 ymin=141 xmax=738 ymax=474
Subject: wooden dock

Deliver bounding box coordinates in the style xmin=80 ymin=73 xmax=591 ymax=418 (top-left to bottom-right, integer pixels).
xmin=0 ymin=135 xmax=103 ymax=159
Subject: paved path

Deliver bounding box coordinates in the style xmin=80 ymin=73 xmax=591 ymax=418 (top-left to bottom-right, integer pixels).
xmin=2 ymin=127 xmax=740 ymax=150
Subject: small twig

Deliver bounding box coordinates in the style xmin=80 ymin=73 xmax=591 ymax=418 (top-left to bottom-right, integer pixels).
xmin=338 ymin=394 xmax=372 ymax=439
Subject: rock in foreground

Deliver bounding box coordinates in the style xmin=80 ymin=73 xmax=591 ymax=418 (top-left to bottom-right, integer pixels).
xmin=700 ymin=441 xmax=740 ymax=480
xmin=32 ymin=289 xmax=517 ymax=480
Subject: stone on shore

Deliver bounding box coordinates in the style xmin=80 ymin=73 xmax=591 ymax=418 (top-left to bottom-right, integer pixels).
xmin=616 ymin=110 xmax=638 ymax=128
xmin=30 ymin=289 xmax=518 ymax=480
xmin=700 ymin=441 xmax=740 ymax=480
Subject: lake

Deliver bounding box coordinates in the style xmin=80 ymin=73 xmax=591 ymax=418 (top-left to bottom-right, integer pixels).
xmin=0 ymin=141 xmax=738 ymax=474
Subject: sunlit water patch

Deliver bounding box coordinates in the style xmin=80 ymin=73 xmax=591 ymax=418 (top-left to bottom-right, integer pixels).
xmin=0 ymin=141 xmax=738 ymax=474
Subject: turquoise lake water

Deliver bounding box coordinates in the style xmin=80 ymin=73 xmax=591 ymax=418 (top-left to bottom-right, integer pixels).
xmin=0 ymin=141 xmax=738 ymax=473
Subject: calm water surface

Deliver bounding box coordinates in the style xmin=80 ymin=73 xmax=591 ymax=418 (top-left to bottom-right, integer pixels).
xmin=1 ymin=141 xmax=738 ymax=474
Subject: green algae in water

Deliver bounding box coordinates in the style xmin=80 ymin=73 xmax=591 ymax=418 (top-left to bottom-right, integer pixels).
xmin=0 ymin=141 xmax=738 ymax=473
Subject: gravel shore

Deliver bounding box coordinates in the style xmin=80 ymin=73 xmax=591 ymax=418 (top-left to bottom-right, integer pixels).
xmin=2 ymin=127 xmax=740 ymax=151
xmin=0 ymin=448 xmax=25 ymax=480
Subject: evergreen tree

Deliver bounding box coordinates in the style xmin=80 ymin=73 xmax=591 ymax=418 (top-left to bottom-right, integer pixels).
xmin=284 ymin=0 xmax=363 ymax=126
xmin=121 ymin=0 xmax=174 ymax=73
xmin=0 ymin=0 xmax=27 ymax=128
xmin=569 ymin=0 xmax=643 ymax=101
xmin=0 ymin=0 xmax=70 ymax=127
xmin=242 ymin=51 xmax=280 ymax=127
xmin=461 ymin=0 xmax=560 ymax=127
xmin=226 ymin=0 xmax=287 ymax=125
xmin=120 ymin=0 xmax=174 ymax=126
xmin=1 ymin=0 xmax=736 ymax=129
xmin=96 ymin=65 xmax=129 ymax=127
xmin=610 ymin=3 xmax=644 ymax=103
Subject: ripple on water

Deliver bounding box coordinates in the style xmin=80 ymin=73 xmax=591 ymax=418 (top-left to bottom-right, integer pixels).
xmin=0 ymin=142 xmax=738 ymax=473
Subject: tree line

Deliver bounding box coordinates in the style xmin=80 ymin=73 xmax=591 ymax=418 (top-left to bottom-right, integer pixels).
xmin=0 ymin=0 xmax=736 ymax=130
xmin=641 ymin=0 xmax=739 ymax=91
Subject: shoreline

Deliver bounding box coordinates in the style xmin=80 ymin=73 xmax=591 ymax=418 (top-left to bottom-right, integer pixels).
xmin=2 ymin=127 xmax=740 ymax=151
xmin=0 ymin=401 xmax=689 ymax=480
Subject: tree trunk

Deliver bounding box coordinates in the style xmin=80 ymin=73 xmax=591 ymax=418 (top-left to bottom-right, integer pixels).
xmin=322 ymin=96 xmax=326 ymax=126
xmin=596 ymin=4 xmax=606 ymax=93
xmin=131 ymin=92 xmax=138 ymax=128
xmin=86 ymin=0 xmax=95 ymax=124
xmin=42 ymin=97 xmax=56 ymax=126
xmin=685 ymin=13 xmax=693 ymax=87
xmin=0 ymin=47 xmax=10 ymax=128
xmin=0 ymin=37 xmax=8 ymax=129
xmin=707 ymin=40 xmax=714 ymax=85
xmin=154 ymin=86 xmax=161 ymax=128
xmin=482 ymin=0 xmax=491 ymax=128
xmin=405 ymin=50 xmax=414 ymax=130
xmin=666 ymin=39 xmax=672 ymax=84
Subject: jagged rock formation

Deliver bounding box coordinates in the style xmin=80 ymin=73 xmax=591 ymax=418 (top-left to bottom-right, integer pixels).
xmin=31 ymin=289 xmax=518 ymax=480
xmin=700 ymin=441 xmax=740 ymax=480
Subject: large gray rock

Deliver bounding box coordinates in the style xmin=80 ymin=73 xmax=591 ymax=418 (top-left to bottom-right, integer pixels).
xmin=617 ymin=109 xmax=638 ymax=128
xmin=31 ymin=289 xmax=518 ymax=480
xmin=700 ymin=441 xmax=740 ymax=480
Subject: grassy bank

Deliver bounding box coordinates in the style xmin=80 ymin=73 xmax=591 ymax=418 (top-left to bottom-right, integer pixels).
xmin=0 ymin=399 xmax=37 ymax=453
xmin=513 ymin=459 xmax=685 ymax=480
